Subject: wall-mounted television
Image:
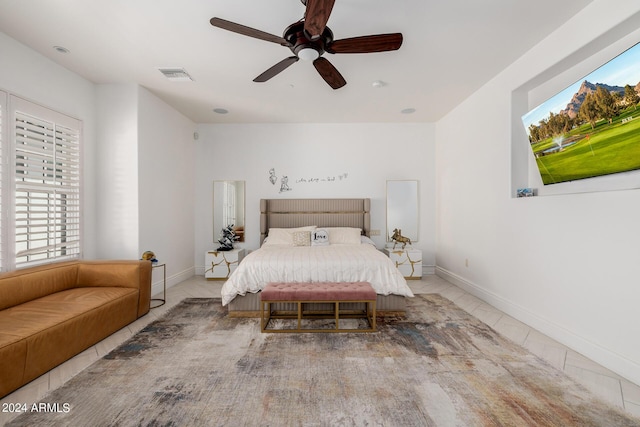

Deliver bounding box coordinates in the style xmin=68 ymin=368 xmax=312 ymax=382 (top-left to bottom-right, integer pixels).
xmin=521 ymin=42 xmax=640 ymax=185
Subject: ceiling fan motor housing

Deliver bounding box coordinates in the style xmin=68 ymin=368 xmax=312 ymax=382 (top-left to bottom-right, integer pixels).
xmin=284 ymin=21 xmax=333 ymax=58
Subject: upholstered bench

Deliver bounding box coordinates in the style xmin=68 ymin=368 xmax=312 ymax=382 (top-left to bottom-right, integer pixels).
xmin=260 ymin=282 xmax=377 ymax=333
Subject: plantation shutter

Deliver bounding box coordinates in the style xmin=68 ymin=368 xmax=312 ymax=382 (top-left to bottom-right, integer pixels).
xmin=12 ymin=97 xmax=81 ymax=269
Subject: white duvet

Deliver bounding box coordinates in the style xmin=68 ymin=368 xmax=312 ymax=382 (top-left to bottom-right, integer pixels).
xmin=221 ymin=243 xmax=414 ymax=306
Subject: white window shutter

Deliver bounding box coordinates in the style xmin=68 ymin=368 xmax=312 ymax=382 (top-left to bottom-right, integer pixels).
xmin=11 ymin=97 xmax=81 ymax=269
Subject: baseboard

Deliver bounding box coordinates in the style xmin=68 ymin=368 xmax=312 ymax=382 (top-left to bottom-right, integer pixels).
xmin=151 ymin=266 xmax=195 ymax=297
xmin=435 ymin=266 xmax=640 ymax=387
xmin=422 ymin=264 xmax=436 ymax=275
xmin=435 ymin=266 xmax=497 ymax=304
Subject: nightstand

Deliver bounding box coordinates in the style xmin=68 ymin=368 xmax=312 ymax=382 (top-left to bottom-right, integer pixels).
xmin=383 ymin=248 xmax=422 ymax=279
xmin=205 ymin=248 xmax=245 ymax=280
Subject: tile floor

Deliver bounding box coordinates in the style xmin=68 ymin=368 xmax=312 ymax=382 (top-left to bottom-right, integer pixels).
xmin=2 ymin=274 xmax=639 ymax=425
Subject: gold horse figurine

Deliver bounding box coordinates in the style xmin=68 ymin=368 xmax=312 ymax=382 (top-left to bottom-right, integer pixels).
xmin=391 ymin=228 xmax=412 ymax=249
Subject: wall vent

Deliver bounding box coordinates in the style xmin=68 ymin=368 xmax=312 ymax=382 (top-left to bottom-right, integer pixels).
xmin=158 ymin=68 xmax=193 ymax=82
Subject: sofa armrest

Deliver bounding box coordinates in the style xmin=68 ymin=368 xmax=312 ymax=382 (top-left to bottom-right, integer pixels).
xmin=76 ymin=260 xmax=152 ymax=317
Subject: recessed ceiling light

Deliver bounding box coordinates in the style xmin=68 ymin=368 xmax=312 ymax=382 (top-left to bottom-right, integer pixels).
xmin=53 ymin=46 xmax=69 ymax=54
xmin=213 ymin=108 xmax=229 ymax=114
xmin=401 ymin=108 xmax=416 ymax=114
xmin=372 ymin=80 xmax=386 ymax=88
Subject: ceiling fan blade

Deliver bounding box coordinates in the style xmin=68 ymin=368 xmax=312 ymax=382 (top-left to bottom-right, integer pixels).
xmin=210 ymin=17 xmax=291 ymax=47
xmin=304 ymin=0 xmax=335 ymax=40
xmin=313 ymin=57 xmax=346 ymax=89
xmin=326 ymin=33 xmax=403 ymax=54
xmin=253 ymin=56 xmax=300 ymax=82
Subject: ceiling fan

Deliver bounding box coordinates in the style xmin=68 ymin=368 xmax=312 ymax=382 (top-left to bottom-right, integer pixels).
xmin=210 ymin=0 xmax=403 ymax=89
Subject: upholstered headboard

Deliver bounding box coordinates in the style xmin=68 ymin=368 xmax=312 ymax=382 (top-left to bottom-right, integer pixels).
xmin=260 ymin=198 xmax=371 ymax=245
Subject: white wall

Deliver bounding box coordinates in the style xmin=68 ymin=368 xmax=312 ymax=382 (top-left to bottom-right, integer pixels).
xmin=435 ymin=0 xmax=640 ymax=385
xmin=96 ymin=84 xmax=197 ymax=292
xmin=194 ymin=123 xmax=436 ymax=274
xmin=138 ymin=87 xmax=196 ymax=289
xmin=95 ymin=84 xmax=140 ymax=259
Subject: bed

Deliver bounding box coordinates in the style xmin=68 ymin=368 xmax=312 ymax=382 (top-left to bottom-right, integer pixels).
xmin=222 ymin=198 xmax=414 ymax=317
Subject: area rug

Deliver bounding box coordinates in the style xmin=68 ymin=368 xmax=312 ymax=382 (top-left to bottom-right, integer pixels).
xmin=8 ymin=295 xmax=640 ymax=427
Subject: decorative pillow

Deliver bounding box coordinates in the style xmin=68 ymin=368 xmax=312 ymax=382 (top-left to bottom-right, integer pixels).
xmin=293 ymin=230 xmax=311 ymax=246
xmin=310 ymin=228 xmax=330 ymax=246
xmin=263 ymin=226 xmax=316 ymax=246
xmin=325 ymin=227 xmax=362 ymax=245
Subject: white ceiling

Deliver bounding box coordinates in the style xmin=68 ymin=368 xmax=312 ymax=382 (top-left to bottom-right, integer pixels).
xmin=0 ymin=0 xmax=593 ymax=124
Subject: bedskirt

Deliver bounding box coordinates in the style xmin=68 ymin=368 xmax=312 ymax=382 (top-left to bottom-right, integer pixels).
xmin=227 ymin=292 xmax=406 ymax=317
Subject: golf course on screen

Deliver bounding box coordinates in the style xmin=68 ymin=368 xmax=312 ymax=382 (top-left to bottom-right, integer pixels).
xmin=531 ymin=108 xmax=640 ymax=184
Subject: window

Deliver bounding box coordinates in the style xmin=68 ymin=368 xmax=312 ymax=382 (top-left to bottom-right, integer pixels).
xmin=0 ymin=94 xmax=82 ymax=271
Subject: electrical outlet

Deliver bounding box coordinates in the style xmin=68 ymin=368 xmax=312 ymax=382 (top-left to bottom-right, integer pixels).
xmin=370 ymin=229 xmax=380 ymax=236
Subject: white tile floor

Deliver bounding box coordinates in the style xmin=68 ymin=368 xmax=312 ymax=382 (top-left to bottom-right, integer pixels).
xmin=2 ymin=274 xmax=639 ymax=425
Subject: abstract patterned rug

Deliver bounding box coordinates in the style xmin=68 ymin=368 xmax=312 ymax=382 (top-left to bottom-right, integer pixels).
xmin=8 ymin=295 xmax=640 ymax=426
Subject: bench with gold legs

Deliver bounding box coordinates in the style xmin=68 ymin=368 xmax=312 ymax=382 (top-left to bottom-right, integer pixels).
xmin=260 ymin=282 xmax=377 ymax=333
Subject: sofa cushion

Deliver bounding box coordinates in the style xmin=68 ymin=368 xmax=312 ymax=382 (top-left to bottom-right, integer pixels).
xmin=76 ymin=261 xmax=152 ymax=317
xmin=0 ymin=287 xmax=137 ymax=337
xmin=0 ymin=332 xmax=27 ymax=399
xmin=0 ymin=263 xmax=78 ymax=311
xmin=76 ymin=261 xmax=145 ymax=289
xmin=0 ymin=287 xmax=139 ymax=394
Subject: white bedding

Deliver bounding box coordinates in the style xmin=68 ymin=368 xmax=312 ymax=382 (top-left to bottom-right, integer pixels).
xmin=221 ymin=243 xmax=414 ymax=306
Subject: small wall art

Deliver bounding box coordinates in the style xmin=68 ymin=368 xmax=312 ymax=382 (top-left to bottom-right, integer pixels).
xmin=516 ymin=188 xmax=536 ymax=197
xmin=267 ymin=168 xmax=349 ymax=194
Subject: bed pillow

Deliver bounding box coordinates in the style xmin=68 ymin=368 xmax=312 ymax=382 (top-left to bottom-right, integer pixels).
xmin=310 ymin=228 xmax=330 ymax=246
xmin=360 ymin=235 xmax=376 ymax=246
xmin=325 ymin=227 xmax=362 ymax=245
xmin=263 ymin=226 xmax=316 ymax=246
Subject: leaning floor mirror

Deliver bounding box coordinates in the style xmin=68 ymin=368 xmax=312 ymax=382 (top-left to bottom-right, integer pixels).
xmin=386 ymin=180 xmax=418 ymax=243
xmin=213 ymin=180 xmax=245 ymax=243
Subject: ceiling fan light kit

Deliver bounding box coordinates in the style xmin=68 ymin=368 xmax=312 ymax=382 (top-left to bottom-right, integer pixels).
xmin=210 ymin=0 xmax=402 ymax=90
xmin=298 ymin=48 xmax=320 ymax=61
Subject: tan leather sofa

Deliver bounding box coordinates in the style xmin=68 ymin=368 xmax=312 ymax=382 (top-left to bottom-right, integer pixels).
xmin=0 ymin=260 xmax=152 ymax=398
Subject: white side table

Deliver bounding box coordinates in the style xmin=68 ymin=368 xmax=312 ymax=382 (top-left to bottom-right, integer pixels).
xmin=383 ymin=248 xmax=422 ymax=279
xmin=150 ymin=263 xmax=166 ymax=308
xmin=205 ymin=248 xmax=245 ymax=280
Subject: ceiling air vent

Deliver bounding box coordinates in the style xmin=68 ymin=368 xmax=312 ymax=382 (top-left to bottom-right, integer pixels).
xmin=158 ymin=68 xmax=193 ymax=82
